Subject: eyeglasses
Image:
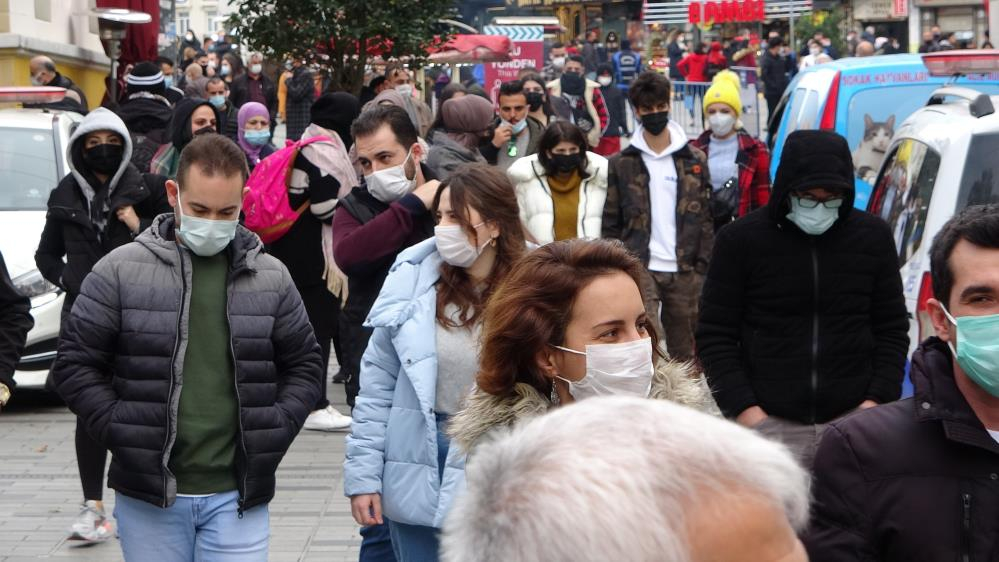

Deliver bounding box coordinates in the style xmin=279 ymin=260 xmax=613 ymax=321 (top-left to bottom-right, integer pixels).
xmin=795 ymin=196 xmax=844 ymax=209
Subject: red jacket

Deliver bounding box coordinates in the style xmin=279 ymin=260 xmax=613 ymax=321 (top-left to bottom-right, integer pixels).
xmin=676 ymin=53 xmax=708 ymax=82
xmin=691 ymin=130 xmax=770 ymax=217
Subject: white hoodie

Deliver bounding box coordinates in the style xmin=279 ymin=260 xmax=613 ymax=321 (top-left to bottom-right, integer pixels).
xmin=629 ymin=120 xmax=688 ymax=272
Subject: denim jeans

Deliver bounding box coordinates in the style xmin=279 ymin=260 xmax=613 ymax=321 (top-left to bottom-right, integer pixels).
xmin=114 ymin=490 xmax=268 ymax=562
xmin=360 ymin=522 xmax=397 ymax=562
xmin=386 ymin=413 xmax=451 ymax=562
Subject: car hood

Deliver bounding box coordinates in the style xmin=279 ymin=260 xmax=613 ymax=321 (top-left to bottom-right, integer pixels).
xmin=0 ymin=211 xmax=46 ymax=278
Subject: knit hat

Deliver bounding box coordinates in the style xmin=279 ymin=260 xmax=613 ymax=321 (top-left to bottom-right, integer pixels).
xmin=772 ymin=130 xmax=855 ymax=210
xmin=702 ymin=80 xmax=742 ymax=118
xmin=126 ymin=61 xmax=165 ymax=95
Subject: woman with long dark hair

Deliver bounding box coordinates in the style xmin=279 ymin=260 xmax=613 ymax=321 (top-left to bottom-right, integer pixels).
xmin=507 ymin=121 xmax=608 ymax=244
xmin=344 ymin=164 xmax=528 ymax=560
xmin=520 ymin=72 xmax=556 ymax=127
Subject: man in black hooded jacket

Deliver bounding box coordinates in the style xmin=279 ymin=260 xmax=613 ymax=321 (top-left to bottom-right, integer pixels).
xmin=134 ymin=97 xmax=222 ymax=179
xmin=696 ymin=129 xmax=909 ymax=467
xmin=116 ymin=62 xmax=174 ymax=173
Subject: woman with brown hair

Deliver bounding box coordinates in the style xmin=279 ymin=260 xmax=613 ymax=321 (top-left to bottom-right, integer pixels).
xmin=344 ymin=163 xmax=528 ymax=561
xmin=448 ymin=238 xmax=718 ymax=454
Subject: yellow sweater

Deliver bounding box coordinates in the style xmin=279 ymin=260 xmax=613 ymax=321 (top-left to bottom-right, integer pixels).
xmin=547 ymin=170 xmax=581 ymax=241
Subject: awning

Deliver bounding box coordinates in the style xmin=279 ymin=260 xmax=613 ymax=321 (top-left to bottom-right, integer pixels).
xmin=427 ymin=34 xmax=512 ymax=63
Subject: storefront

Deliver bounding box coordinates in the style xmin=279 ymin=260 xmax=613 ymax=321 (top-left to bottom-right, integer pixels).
xmin=914 ymin=0 xmax=988 ymax=47
xmin=852 ymin=0 xmax=910 ymax=48
xmin=512 ymin=0 xmax=643 ymax=44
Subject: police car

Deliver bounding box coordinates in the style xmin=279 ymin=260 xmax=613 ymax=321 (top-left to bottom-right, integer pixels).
xmin=0 ymin=88 xmax=82 ymax=390
xmin=867 ymin=51 xmax=999 ymax=372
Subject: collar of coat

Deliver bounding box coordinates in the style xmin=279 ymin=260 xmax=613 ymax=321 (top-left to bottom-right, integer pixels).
xmin=620 ymin=141 xmax=698 ymax=162
xmin=912 ymin=337 xmax=999 ymax=454
xmin=135 ymin=213 xmax=264 ymax=274
xmin=447 ymin=359 xmax=720 ymax=454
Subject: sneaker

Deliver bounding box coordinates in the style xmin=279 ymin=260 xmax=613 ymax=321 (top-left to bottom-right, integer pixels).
xmin=67 ymin=500 xmax=114 ymax=543
xmin=303 ymin=405 xmax=351 ymax=432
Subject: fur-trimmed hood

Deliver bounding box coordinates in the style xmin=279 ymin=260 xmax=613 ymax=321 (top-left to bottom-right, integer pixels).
xmin=448 ymin=359 xmax=720 ymax=453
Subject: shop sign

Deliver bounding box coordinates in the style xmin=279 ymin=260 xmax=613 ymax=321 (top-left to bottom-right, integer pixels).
xmin=688 ymin=0 xmax=767 ymax=23
xmin=892 ymin=0 xmax=909 ymax=16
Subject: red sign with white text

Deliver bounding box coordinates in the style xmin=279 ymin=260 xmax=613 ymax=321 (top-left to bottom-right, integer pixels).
xmin=688 ymin=0 xmax=767 ymax=23
xmin=485 ymin=40 xmax=544 ymax=105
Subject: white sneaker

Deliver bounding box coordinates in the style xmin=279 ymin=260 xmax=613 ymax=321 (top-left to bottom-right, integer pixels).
xmin=67 ymin=500 xmax=114 ymax=543
xmin=303 ymin=405 xmax=352 ymax=432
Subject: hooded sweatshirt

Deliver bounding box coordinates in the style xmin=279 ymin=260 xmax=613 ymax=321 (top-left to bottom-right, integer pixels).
xmin=68 ymin=108 xmax=136 ymax=231
xmin=150 ymin=98 xmax=221 ymax=178
xmin=629 ymin=120 xmax=689 ymax=272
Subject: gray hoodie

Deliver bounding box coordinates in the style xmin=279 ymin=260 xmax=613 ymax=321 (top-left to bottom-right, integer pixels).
xmin=67 ymin=108 xmax=135 ymax=230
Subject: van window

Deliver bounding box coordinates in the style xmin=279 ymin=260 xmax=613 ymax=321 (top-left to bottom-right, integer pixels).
xmin=796 ymin=90 xmax=820 ymax=130
xmin=869 ymin=139 xmax=941 ymax=265
xmin=958 ymin=133 xmax=999 ymax=208
xmin=783 ymin=88 xmax=806 ymax=133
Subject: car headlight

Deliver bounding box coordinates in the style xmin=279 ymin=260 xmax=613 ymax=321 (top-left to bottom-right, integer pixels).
xmin=13 ymin=269 xmax=60 ymax=299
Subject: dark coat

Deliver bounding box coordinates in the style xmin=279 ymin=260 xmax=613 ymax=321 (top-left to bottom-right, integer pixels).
xmin=35 ymin=167 xmax=170 ymax=298
xmin=478 ymin=116 xmax=544 ymax=165
xmin=805 ymin=338 xmax=999 ymax=561
xmin=599 ymin=84 xmax=628 ymax=137
xmin=285 ymin=67 xmax=316 ymax=142
xmin=761 ymin=50 xmax=792 ymax=99
xmin=602 ymin=143 xmax=713 ymax=273
xmin=331 ymin=165 xmax=437 ymax=407
xmin=230 ymin=73 xmax=278 ymax=116
xmin=695 ymin=156 xmax=909 ymax=422
xmin=51 ymin=215 xmax=323 ymax=511
xmin=115 ymin=96 xmax=172 ymax=136
xmin=0 ymin=251 xmax=33 ymax=390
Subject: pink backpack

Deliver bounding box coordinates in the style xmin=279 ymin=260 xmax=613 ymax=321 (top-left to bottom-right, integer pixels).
xmin=243 ymin=136 xmax=330 ymax=244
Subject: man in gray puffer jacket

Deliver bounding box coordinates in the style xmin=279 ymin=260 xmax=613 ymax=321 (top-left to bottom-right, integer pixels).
xmin=52 ymin=133 xmax=323 ymax=561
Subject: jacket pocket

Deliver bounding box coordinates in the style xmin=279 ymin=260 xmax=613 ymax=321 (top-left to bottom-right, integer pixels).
xmin=961 ymin=492 xmax=973 ymax=562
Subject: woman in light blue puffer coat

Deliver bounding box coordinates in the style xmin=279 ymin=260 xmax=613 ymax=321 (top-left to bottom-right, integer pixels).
xmin=344 ymin=164 xmax=528 ymax=561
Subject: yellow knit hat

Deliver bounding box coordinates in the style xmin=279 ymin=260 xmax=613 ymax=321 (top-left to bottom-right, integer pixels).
xmin=713 ymin=70 xmax=742 ymax=91
xmin=703 ymin=77 xmax=742 ymax=118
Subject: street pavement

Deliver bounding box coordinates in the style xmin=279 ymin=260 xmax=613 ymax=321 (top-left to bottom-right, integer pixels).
xmin=0 ymin=367 xmax=360 ymax=561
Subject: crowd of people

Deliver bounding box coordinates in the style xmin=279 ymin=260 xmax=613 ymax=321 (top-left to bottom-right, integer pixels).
xmin=0 ymin=29 xmax=997 ymax=562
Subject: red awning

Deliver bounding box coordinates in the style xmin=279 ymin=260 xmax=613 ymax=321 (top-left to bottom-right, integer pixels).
xmin=427 ymin=35 xmax=511 ymax=63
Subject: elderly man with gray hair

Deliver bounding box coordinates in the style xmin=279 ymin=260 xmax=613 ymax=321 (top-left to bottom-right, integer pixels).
xmin=229 ymin=51 xmax=277 ymax=119
xmin=442 ymin=397 xmax=810 ymax=562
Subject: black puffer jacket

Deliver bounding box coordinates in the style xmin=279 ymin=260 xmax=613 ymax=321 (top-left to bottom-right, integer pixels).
xmin=805 ymin=338 xmax=999 ymax=561
xmin=0 ymin=251 xmax=33 ymax=390
xmin=696 ymin=134 xmax=908 ymax=423
xmin=35 ymin=108 xmax=171 ymax=298
xmin=52 ymin=215 xmax=322 ymax=510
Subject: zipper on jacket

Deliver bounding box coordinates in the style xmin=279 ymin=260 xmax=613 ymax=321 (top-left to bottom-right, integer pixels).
xmin=962 ymin=492 xmax=972 ymax=562
xmin=809 ymin=240 xmax=820 ymax=424
xmin=225 ymin=272 xmax=250 ymax=519
xmin=161 ymin=246 xmax=188 ymax=507
xmin=579 ymin=176 xmax=590 ymax=238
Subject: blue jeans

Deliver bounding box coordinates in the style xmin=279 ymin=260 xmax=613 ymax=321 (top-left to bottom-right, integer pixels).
xmin=114 ymin=490 xmax=268 ymax=562
xmin=360 ymin=521 xmax=396 ymax=562
xmin=385 ymin=414 xmax=450 ymax=562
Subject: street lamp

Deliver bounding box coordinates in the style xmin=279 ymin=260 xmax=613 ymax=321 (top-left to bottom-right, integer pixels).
xmin=92 ymin=8 xmax=152 ymax=106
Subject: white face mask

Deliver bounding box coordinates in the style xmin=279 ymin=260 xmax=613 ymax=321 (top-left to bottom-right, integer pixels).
xmin=395 ymin=84 xmax=413 ymax=97
xmin=810 ymin=47 xmax=822 ymax=56
xmin=551 ymin=56 xmax=566 ymax=68
xmin=597 ymin=76 xmax=613 ymax=87
xmin=553 ymin=338 xmax=654 ymax=400
xmin=435 ymin=222 xmax=491 ymax=268
xmin=30 ymin=73 xmax=46 ymax=86
xmin=175 ymin=191 xmax=239 ymax=257
xmin=365 ymin=148 xmax=416 ymax=203
xmin=708 ymin=113 xmax=736 ymax=136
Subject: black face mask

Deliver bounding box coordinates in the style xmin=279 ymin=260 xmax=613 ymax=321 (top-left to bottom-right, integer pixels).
xmin=199 ymin=64 xmax=209 ymax=75
xmin=561 ymin=72 xmax=585 ymax=95
xmin=193 ymin=125 xmax=215 ymax=137
xmin=82 ymin=143 xmax=124 ymax=175
xmin=551 ymin=153 xmax=582 ymax=174
xmin=640 ymin=111 xmax=670 ymax=136
xmin=525 ymin=91 xmax=545 ymax=112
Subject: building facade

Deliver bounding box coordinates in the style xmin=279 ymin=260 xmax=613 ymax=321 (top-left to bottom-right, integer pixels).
xmin=0 ymin=0 xmax=110 ymax=109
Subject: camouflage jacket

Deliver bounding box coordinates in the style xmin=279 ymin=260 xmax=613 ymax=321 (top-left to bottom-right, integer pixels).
xmin=602 ymin=143 xmax=714 ymax=273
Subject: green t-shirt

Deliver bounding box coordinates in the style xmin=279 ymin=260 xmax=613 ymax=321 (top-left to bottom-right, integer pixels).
xmin=168 ymin=251 xmax=239 ymax=495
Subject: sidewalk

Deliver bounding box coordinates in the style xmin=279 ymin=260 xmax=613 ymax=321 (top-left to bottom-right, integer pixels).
xmin=0 ymin=371 xmax=359 ymax=561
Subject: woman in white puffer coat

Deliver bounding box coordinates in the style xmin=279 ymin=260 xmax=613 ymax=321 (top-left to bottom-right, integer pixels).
xmin=506 ymin=121 xmax=608 ymax=244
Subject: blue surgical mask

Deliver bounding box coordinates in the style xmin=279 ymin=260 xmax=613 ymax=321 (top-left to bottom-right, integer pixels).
xmin=209 ymin=94 xmax=226 ymax=109
xmin=176 ymin=191 xmax=238 ymax=257
xmin=786 ymin=196 xmax=840 ymax=235
xmin=164 ymin=76 xmax=173 ymax=89
xmin=503 ymin=118 xmax=528 ymax=135
xmin=941 ymin=305 xmax=999 ymax=398
xmin=244 ymin=129 xmax=271 ymax=146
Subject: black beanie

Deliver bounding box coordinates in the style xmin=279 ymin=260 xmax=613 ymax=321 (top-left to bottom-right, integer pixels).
xmin=774 ymin=130 xmax=855 ymax=196
xmin=126 ymin=61 xmax=165 ymax=96
xmin=310 ymin=92 xmax=361 ymax=148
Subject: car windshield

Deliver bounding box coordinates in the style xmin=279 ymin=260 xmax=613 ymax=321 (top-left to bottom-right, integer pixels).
xmin=958 ymin=132 xmax=999 ymax=207
xmin=0 ymin=127 xmax=59 ymax=211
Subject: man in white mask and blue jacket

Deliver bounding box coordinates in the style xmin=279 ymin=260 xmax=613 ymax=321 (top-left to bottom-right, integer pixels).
xmin=52 ymin=133 xmax=323 ymax=561
xmin=695 ymin=129 xmax=909 ymax=468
